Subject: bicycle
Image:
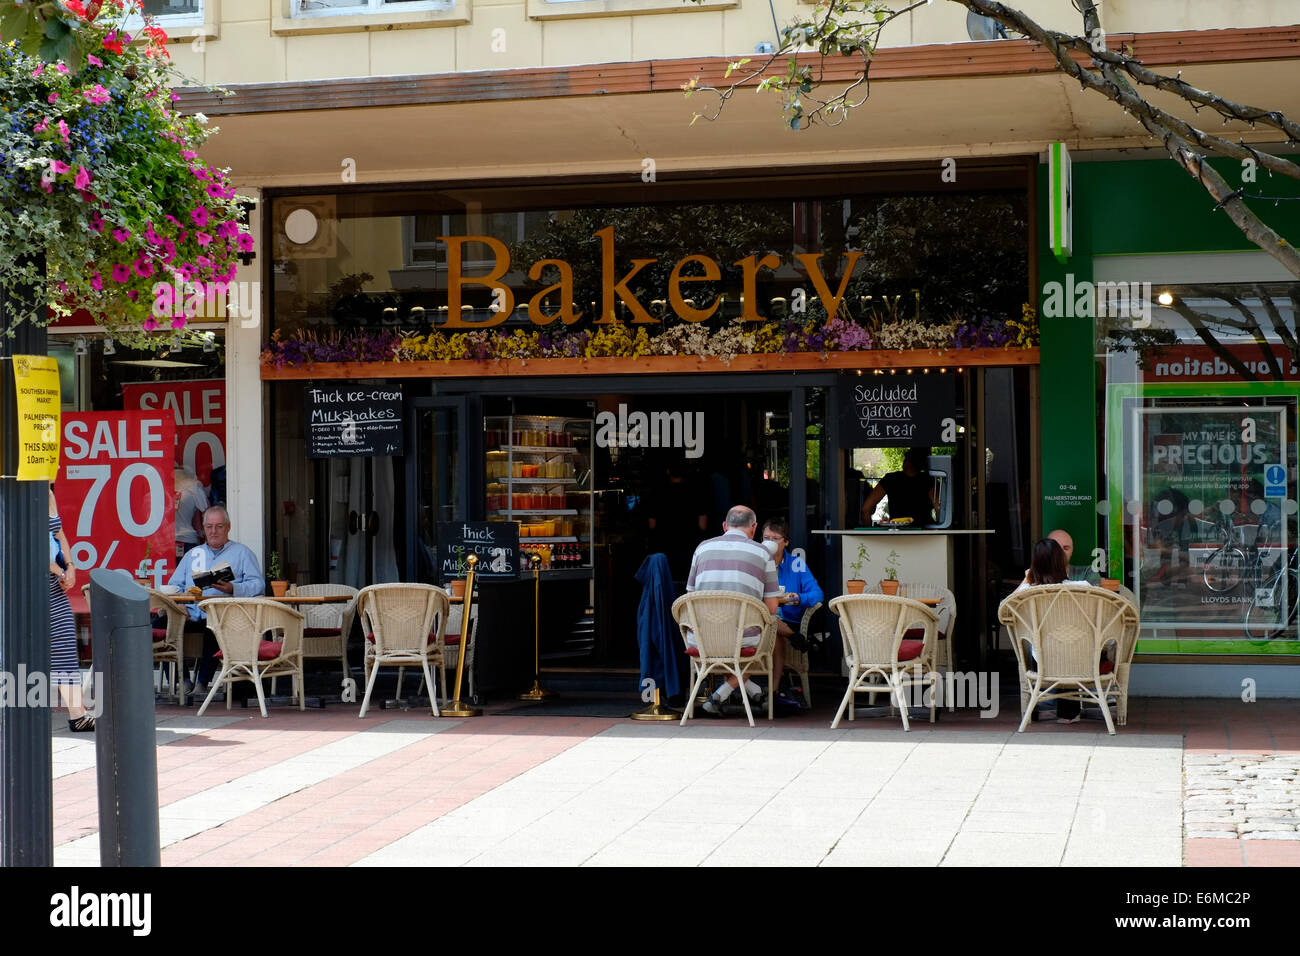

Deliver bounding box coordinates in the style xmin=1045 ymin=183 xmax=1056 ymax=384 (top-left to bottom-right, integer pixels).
xmin=1201 ymin=516 xmax=1249 ymax=593
xmin=1245 ymin=544 xmax=1299 ymax=640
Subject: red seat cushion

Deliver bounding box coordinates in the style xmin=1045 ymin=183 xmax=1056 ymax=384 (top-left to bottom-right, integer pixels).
xmin=214 ymin=640 xmax=283 ymax=662
xmin=365 ymin=631 xmax=460 ymax=646
xmin=304 ymin=627 xmax=341 ymax=637
xmin=897 ymin=640 xmax=925 ymax=661
xmin=1100 ymin=659 xmax=1115 ymax=675
xmin=685 ymin=645 xmax=757 ymax=658
xmin=152 ymin=627 xmax=169 ymax=643
xmin=903 ymin=627 xmax=946 ymax=641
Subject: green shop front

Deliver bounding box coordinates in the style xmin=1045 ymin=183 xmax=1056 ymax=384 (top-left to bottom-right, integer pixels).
xmin=1040 ymin=156 xmax=1300 ymax=696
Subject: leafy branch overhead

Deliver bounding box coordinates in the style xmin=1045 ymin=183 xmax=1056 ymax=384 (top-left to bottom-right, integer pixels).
xmin=685 ymin=0 xmax=1300 ymax=281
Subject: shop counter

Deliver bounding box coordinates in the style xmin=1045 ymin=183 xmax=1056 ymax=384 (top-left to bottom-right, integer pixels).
xmin=813 ymin=529 xmax=995 ymax=594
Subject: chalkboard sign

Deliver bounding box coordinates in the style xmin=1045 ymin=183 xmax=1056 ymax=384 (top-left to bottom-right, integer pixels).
xmin=306 ymin=385 xmax=405 ymax=458
xmin=437 ymin=521 xmax=520 ymax=580
xmin=839 ymin=375 xmax=956 ymax=448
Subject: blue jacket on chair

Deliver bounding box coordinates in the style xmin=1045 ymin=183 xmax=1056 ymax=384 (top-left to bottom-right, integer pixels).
xmin=636 ymin=553 xmax=680 ymax=699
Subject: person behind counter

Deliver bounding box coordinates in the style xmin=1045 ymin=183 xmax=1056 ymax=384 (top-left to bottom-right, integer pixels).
xmin=760 ymin=517 xmax=823 ymax=710
xmin=860 ymin=447 xmax=937 ymax=526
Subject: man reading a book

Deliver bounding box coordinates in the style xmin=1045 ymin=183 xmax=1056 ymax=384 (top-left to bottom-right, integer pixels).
xmin=169 ymin=505 xmax=266 ymax=692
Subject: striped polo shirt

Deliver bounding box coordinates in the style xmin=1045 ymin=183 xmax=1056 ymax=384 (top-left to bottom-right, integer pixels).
xmin=686 ymin=530 xmax=780 ymax=604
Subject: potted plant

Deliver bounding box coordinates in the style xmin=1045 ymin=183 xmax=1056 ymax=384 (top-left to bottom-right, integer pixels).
xmin=846 ymin=542 xmax=869 ymax=594
xmin=880 ymin=549 xmax=902 ymax=595
xmin=268 ymin=551 xmax=288 ymax=597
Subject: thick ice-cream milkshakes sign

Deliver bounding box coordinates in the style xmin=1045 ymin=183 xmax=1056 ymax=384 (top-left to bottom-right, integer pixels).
xmin=59 ymin=412 xmax=176 ymax=583
xmin=123 ymin=380 xmax=225 ymax=488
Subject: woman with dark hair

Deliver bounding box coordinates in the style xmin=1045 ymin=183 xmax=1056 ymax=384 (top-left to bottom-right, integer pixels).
xmin=1011 ymin=537 xmax=1092 ymax=724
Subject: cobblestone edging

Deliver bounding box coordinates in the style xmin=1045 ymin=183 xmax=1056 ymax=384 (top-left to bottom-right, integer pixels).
xmin=1184 ymin=754 xmax=1300 ymax=840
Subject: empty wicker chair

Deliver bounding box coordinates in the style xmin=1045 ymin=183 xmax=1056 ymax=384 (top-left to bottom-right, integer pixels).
xmin=356 ymin=584 xmax=449 ymax=718
xmin=197 ymin=598 xmax=306 ymax=718
xmin=782 ymin=600 xmax=822 ymax=706
xmin=998 ymin=585 xmax=1139 ymax=734
xmin=672 ymin=590 xmax=777 ymax=727
xmin=829 ymin=593 xmax=940 ymax=731
xmin=294 ymin=584 xmax=359 ymax=683
xmin=149 ymin=589 xmax=191 ymax=704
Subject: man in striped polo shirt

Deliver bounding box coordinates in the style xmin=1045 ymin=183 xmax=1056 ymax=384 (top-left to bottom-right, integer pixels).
xmin=684 ymin=505 xmax=781 ymax=716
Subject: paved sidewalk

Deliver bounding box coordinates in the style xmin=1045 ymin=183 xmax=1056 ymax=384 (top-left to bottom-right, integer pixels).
xmin=35 ymin=698 xmax=1300 ymax=866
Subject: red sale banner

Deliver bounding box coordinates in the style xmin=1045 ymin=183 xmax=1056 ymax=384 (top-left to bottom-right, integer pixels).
xmin=122 ymin=379 xmax=226 ymax=488
xmin=58 ymin=412 xmax=176 ymax=588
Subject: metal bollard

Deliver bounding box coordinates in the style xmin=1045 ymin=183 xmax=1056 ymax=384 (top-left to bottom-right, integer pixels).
xmin=89 ymin=569 xmax=160 ymax=867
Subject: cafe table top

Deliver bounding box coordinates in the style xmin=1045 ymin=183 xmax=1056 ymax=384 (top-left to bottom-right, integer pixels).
xmin=164 ymin=593 xmax=352 ymax=605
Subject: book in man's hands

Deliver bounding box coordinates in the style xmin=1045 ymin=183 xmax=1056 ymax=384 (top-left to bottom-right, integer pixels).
xmin=192 ymin=562 xmax=235 ymax=589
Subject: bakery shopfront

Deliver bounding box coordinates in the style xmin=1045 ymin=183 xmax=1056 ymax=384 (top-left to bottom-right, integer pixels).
xmin=260 ymin=164 xmax=1041 ymax=685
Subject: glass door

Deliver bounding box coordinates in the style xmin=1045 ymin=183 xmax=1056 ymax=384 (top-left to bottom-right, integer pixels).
xmin=406 ymin=397 xmax=468 ymax=583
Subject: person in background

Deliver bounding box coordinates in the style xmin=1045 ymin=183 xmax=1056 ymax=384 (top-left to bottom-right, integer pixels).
xmin=174 ymin=466 xmax=209 ymax=558
xmin=685 ymin=505 xmax=781 ymax=717
xmin=49 ymin=488 xmax=93 ymax=732
xmin=1012 ymin=537 xmax=1093 ymax=724
xmin=861 ymin=447 xmax=937 ymax=526
xmin=1022 ymin=528 xmax=1100 ymax=586
xmin=168 ymin=505 xmax=265 ymax=693
xmin=760 ymin=517 xmax=823 ymax=710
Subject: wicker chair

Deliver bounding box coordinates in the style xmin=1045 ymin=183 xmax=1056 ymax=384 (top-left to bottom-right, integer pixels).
xmin=864 ymin=581 xmax=958 ymax=671
xmin=781 ymin=601 xmax=822 ymax=705
xmin=828 ymin=593 xmax=940 ymax=731
xmin=672 ymin=590 xmax=777 ymax=726
xmin=400 ymin=592 xmax=477 ymax=704
xmin=197 ymin=598 xmax=306 ymax=718
xmin=997 ymin=585 xmax=1140 ymax=734
xmin=293 ymin=584 xmax=358 ymax=681
xmin=356 ymin=584 xmax=449 ymax=718
xmin=149 ymin=589 xmax=191 ymax=704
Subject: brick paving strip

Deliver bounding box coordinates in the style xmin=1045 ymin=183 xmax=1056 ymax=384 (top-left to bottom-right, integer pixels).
xmin=1184 ymin=753 xmax=1300 ymax=867
xmin=50 ymin=711 xmax=612 ymax=867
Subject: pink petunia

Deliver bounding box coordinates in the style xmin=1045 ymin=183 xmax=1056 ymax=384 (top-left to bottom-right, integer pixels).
xmin=160 ymin=240 xmax=176 ymax=264
xmin=215 ymin=221 xmax=238 ymax=240
xmin=171 ymin=316 xmax=186 ymax=330
xmin=189 ymin=206 xmax=209 ymax=227
xmin=127 ymin=290 xmax=138 ymax=301
xmin=57 ymin=120 xmax=69 ymax=146
xmin=196 ymin=256 xmax=212 ymax=270
xmin=171 ymin=93 xmax=181 ymax=103
xmin=48 ymin=92 xmax=58 ymax=104
xmin=33 ymin=117 xmax=48 ymax=133
xmin=134 ymin=258 xmax=155 ymax=278
xmin=90 ymin=273 xmax=103 ymax=291
xmin=143 ymin=318 xmax=160 ymax=331
xmin=50 ymin=159 xmax=70 ymax=175
xmin=31 ymin=64 xmax=44 ymax=77
xmin=55 ymin=64 xmax=68 ymax=74
xmin=236 ymin=232 xmax=255 ymax=253
xmin=89 ymin=212 xmax=105 ymax=232
xmin=112 ymin=227 xmax=130 ymax=243
xmin=74 ymin=166 xmax=91 ymax=190
xmin=189 ymin=166 xmax=210 ymax=181
xmin=82 ymin=85 xmax=111 ymax=105
xmin=87 ymin=55 xmax=103 ymax=67
xmin=196 ymin=232 xmax=212 ymax=247
xmin=110 ymin=264 xmax=131 ymax=283
xmin=181 ymin=150 xmax=197 ymax=160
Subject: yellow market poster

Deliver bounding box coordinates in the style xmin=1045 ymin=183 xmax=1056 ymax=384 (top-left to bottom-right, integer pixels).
xmin=12 ymin=355 xmax=61 ymax=481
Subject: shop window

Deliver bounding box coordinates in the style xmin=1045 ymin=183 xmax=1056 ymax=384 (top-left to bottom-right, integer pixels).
xmin=1102 ymin=281 xmax=1300 ymax=652
xmin=132 ymin=0 xmax=204 ymax=26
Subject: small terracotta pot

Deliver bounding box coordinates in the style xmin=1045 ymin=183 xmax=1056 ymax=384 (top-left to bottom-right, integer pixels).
xmin=449 ymin=579 xmax=467 ymax=599
xmin=880 ymin=579 xmax=901 ymax=596
xmin=846 ymin=580 xmax=867 ymax=595
xmin=270 ymin=580 xmax=289 ymax=597
xmin=1100 ymin=578 xmax=1121 ymax=592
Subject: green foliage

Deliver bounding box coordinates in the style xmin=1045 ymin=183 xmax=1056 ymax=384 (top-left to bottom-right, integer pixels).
xmin=0 ymin=0 xmax=249 ymax=348
xmin=848 ymin=541 xmax=870 ymax=578
xmin=268 ymin=551 xmax=284 ymax=580
xmin=883 ymin=548 xmax=901 ymax=580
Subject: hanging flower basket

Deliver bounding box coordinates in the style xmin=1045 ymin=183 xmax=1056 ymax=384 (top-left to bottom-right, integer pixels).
xmin=0 ymin=0 xmax=250 ymax=347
